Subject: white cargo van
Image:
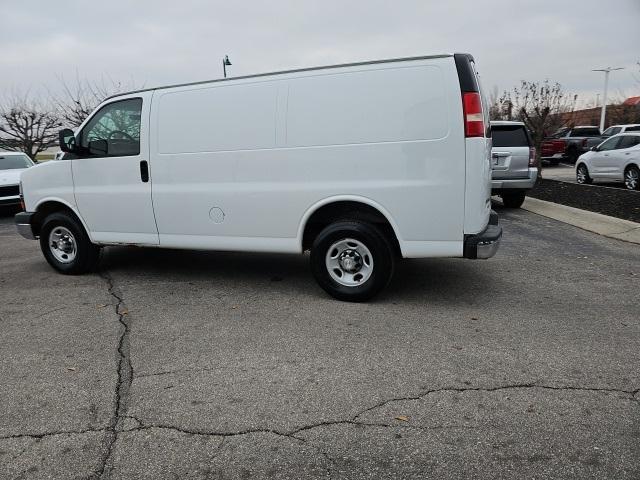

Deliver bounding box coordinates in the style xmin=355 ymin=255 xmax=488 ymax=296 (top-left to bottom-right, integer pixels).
xmin=16 ymin=53 xmax=501 ymax=301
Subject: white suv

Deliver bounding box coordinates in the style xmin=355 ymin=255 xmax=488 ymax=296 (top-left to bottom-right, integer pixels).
xmin=576 ymin=133 xmax=640 ymax=190
xmin=16 ymin=53 xmax=501 ymax=301
xmin=600 ymin=124 xmax=640 ymax=138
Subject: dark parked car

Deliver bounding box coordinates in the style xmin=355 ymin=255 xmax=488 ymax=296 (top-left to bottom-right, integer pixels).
xmin=541 ymin=126 xmax=602 ymax=164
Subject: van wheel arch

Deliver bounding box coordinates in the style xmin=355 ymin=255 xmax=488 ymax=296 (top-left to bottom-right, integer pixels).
xmin=32 ymin=202 xmax=86 ymax=238
xmin=301 ymin=201 xmax=401 ymax=256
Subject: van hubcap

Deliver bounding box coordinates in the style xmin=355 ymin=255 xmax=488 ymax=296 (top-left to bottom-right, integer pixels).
xmin=49 ymin=227 xmax=77 ymax=263
xmin=325 ymin=238 xmax=373 ymax=287
xmin=625 ymin=169 xmax=638 ymax=190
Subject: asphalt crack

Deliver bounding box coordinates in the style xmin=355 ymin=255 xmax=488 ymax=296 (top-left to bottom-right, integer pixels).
xmin=119 ymin=382 xmax=637 ymax=479
xmin=127 ymin=382 xmax=638 ymax=440
xmin=93 ymin=271 xmax=133 ymax=480
xmin=0 ymin=428 xmax=106 ymax=441
xmin=351 ymin=383 xmax=639 ymax=421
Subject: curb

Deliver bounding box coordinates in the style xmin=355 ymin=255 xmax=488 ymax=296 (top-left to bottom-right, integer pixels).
xmin=521 ymin=197 xmax=640 ymax=245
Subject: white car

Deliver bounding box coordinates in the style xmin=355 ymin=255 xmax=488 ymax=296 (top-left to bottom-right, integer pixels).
xmin=16 ymin=53 xmax=501 ymax=301
xmin=600 ymin=124 xmax=640 ymax=138
xmin=0 ymin=152 xmax=34 ymax=207
xmin=576 ymin=133 xmax=640 ymax=190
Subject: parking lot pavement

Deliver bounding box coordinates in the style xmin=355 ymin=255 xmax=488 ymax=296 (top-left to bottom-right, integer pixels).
xmin=0 ymin=206 xmax=639 ymax=479
xmin=541 ymin=163 xmax=576 ymax=182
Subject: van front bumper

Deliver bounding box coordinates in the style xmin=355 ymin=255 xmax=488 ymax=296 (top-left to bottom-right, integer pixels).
xmin=463 ymin=211 xmax=502 ymax=260
xmin=15 ymin=211 xmax=36 ymax=240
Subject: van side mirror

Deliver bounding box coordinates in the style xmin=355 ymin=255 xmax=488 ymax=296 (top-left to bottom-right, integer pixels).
xmin=88 ymin=139 xmax=108 ymax=156
xmin=590 ymin=146 xmax=598 ymax=152
xmin=58 ymin=129 xmax=77 ymax=153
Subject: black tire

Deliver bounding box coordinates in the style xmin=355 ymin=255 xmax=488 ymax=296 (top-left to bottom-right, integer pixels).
xmin=549 ymin=159 xmax=560 ymax=166
xmin=500 ymin=191 xmax=526 ymax=209
xmin=624 ymin=165 xmax=640 ymax=191
xmin=310 ymin=220 xmax=394 ymax=302
xmin=576 ymin=164 xmax=592 ymax=185
xmin=566 ymin=147 xmax=579 ymax=164
xmin=39 ymin=212 xmax=100 ymax=274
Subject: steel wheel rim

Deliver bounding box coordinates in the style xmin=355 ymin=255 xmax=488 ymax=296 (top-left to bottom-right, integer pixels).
xmin=625 ymin=169 xmax=638 ymax=190
xmin=325 ymin=238 xmax=374 ymax=287
xmin=49 ymin=226 xmax=77 ymax=263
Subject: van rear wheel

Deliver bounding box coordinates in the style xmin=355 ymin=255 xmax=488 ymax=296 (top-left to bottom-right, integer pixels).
xmin=39 ymin=212 xmax=101 ymax=274
xmin=310 ymin=220 xmax=394 ymax=302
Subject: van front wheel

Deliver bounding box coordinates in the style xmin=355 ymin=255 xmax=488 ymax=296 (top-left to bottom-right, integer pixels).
xmin=39 ymin=212 xmax=101 ymax=274
xmin=310 ymin=220 xmax=394 ymax=302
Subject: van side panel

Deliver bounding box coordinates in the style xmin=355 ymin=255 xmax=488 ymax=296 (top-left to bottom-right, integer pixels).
xmin=149 ymin=57 xmax=466 ymax=257
xmin=157 ymin=82 xmax=278 ymax=154
xmin=286 ymin=66 xmax=448 ymax=146
xmin=150 ymin=81 xmax=279 ymax=243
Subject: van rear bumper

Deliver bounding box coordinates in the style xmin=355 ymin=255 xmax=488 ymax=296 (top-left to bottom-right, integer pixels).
xmin=463 ymin=211 xmax=502 ymax=259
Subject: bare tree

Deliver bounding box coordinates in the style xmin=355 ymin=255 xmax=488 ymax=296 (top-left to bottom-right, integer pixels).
xmin=494 ymin=80 xmax=576 ymax=153
xmin=0 ymin=92 xmax=61 ymax=160
xmin=50 ymin=74 xmax=138 ymax=128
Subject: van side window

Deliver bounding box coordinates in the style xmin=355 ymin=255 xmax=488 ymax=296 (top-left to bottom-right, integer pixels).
xmin=80 ymin=98 xmax=142 ymax=157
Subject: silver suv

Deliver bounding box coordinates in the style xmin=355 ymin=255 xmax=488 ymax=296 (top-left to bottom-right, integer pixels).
xmin=490 ymin=121 xmax=538 ymax=208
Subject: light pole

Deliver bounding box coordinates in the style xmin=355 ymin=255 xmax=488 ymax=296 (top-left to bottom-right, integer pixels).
xmin=222 ymin=55 xmax=232 ymax=78
xmin=593 ymin=67 xmax=624 ymax=131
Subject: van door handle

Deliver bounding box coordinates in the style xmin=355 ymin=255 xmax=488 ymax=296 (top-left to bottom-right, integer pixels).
xmin=139 ymin=160 xmax=149 ymax=182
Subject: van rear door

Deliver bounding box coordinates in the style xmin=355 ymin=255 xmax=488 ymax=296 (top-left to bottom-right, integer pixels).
xmin=454 ymin=53 xmax=492 ymax=235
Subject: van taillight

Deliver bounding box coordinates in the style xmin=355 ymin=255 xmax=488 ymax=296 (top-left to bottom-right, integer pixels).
xmin=462 ymin=92 xmax=485 ymax=138
xmin=529 ymin=147 xmax=537 ymax=167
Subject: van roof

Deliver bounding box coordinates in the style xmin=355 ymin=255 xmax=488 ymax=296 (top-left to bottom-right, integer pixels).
xmin=105 ymin=53 xmax=459 ymax=101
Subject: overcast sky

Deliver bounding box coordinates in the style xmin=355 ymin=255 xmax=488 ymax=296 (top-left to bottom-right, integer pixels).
xmin=1 ymin=0 xmax=638 ymax=107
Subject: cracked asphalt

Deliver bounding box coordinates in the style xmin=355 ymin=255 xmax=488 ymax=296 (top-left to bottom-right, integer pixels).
xmin=0 ymin=204 xmax=638 ymax=479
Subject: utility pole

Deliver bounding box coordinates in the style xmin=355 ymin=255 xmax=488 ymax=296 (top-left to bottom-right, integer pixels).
xmin=592 ymin=67 xmax=624 ymax=131
xmin=222 ymin=55 xmax=232 ymax=78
